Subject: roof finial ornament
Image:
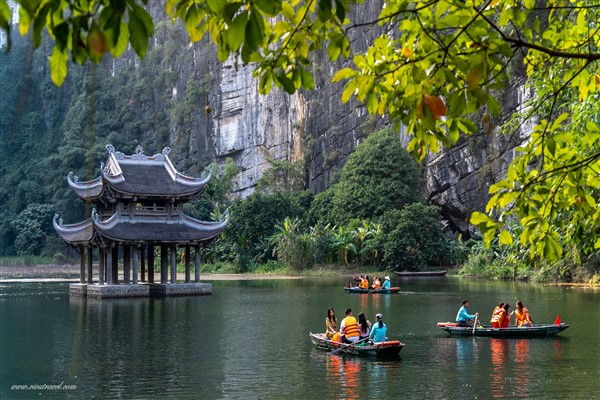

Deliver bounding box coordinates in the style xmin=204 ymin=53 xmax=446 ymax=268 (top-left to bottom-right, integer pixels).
xmin=106 ymin=144 xmax=116 ymax=154
xmin=135 ymin=145 xmax=144 ymax=155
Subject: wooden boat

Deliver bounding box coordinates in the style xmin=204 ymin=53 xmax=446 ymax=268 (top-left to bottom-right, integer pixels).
xmin=395 ymin=270 xmax=447 ymax=277
xmin=436 ymin=322 xmax=570 ymax=337
xmin=309 ymin=332 xmax=404 ymax=357
xmin=344 ymin=286 xmax=400 ymax=294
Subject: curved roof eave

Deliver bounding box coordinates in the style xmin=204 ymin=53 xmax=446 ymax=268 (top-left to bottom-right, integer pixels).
xmin=67 ymin=172 xmax=104 ymax=199
xmin=91 ymin=211 xmax=229 ymax=244
xmin=53 ymin=214 xmax=94 ymax=244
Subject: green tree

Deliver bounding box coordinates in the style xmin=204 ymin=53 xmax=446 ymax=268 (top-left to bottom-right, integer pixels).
xmin=4 ymin=0 xmax=600 ymax=261
xmin=379 ymin=203 xmax=448 ymax=271
xmin=224 ymin=190 xmax=312 ymax=264
xmin=332 ymin=127 xmax=423 ymax=223
xmin=270 ymin=217 xmax=315 ymax=271
xmin=11 ymin=204 xmax=55 ymax=256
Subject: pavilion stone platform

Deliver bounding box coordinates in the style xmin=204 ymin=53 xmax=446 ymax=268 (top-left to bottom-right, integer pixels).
xmin=69 ymin=282 xmax=212 ymax=298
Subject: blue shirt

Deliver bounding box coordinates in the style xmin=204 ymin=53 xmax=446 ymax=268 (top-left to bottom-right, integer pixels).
xmin=369 ymin=321 xmax=387 ymax=343
xmin=456 ymin=306 xmax=476 ymax=322
xmin=382 ymin=279 xmax=391 ymax=290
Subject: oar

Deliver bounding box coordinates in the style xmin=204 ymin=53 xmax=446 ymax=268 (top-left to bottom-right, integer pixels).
xmin=472 ymin=315 xmax=478 ymax=335
xmin=328 ymin=337 xmax=369 ymax=356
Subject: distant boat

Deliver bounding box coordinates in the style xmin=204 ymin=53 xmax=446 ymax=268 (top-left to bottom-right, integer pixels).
xmin=344 ymin=286 xmax=400 ymax=294
xmin=395 ymin=270 xmax=447 ymax=277
xmin=309 ymin=332 xmax=404 ymax=357
xmin=436 ymin=322 xmax=569 ymax=337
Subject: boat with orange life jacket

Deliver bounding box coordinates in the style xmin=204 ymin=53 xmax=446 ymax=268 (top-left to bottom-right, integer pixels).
xmin=309 ymin=332 xmax=404 ymax=357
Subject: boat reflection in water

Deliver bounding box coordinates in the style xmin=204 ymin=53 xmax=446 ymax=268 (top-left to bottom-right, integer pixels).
xmin=326 ymin=356 xmax=361 ymax=400
xmin=489 ymin=339 xmax=510 ymax=398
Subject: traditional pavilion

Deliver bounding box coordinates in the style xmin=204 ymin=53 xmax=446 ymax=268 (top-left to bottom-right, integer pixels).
xmin=54 ymin=144 xmax=229 ymax=298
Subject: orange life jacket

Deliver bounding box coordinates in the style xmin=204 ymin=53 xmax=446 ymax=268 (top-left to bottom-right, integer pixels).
xmin=515 ymin=307 xmax=531 ymax=326
xmin=372 ymin=279 xmax=381 ymax=289
xmin=359 ymin=278 xmax=369 ymax=289
xmin=342 ymin=316 xmax=360 ymax=338
xmin=490 ymin=306 xmax=504 ymax=324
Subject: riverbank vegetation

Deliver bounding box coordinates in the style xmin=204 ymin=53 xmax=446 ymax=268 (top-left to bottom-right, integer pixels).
xmin=1 ymin=2 xmax=598 ymax=283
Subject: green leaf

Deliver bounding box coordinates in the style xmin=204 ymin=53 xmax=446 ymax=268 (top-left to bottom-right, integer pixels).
xmin=332 ymin=67 xmax=354 ymax=82
xmin=49 ymin=45 xmax=68 ymax=86
xmin=499 ymin=230 xmax=513 ymax=245
xmin=456 ymin=117 xmax=477 ymax=133
xmin=328 ymin=38 xmax=341 ymax=61
xmin=281 ymin=2 xmax=295 ymax=20
xmin=255 ymin=0 xmax=282 ymax=17
xmin=245 ymin=8 xmax=265 ymax=52
xmin=470 ymin=211 xmax=491 ymax=226
xmin=226 ymin=12 xmax=248 ymax=51
xmin=206 ymin=0 xmax=227 ymax=14
xmin=130 ymin=3 xmax=154 ymax=37
xmin=487 ymin=95 xmax=501 ymax=117
xmin=542 ymin=235 xmax=562 ymax=262
xmin=109 ymin=22 xmax=129 ymax=57
xmin=299 ymin=67 xmax=314 ymax=90
xmin=318 ymin=0 xmax=332 ymax=22
xmin=128 ymin=12 xmax=149 ymax=57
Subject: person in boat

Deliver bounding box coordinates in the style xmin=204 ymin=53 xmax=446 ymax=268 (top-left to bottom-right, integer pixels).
xmin=326 ymin=308 xmax=338 ymax=339
xmin=369 ymin=313 xmax=387 ymax=343
xmin=501 ymin=303 xmax=513 ymax=328
xmin=339 ymin=308 xmax=361 ymax=344
xmin=372 ymin=276 xmax=381 ymax=290
xmin=381 ymin=275 xmax=391 ymax=290
xmin=357 ymin=312 xmax=371 ymax=341
xmin=456 ymin=300 xmax=479 ymax=327
xmin=490 ymin=303 xmax=505 ymax=328
xmin=352 ymin=275 xmax=368 ymax=289
xmin=361 ymin=275 xmax=370 ymax=289
xmin=515 ymin=300 xmax=534 ymax=327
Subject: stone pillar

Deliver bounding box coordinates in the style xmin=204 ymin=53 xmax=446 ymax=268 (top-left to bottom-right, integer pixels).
xmin=170 ymin=245 xmax=177 ymax=284
xmin=148 ymin=245 xmax=155 ymax=283
xmin=124 ymin=245 xmax=131 ymax=284
xmin=111 ymin=244 xmax=119 ymax=284
xmin=106 ymin=246 xmax=113 ymax=285
xmin=132 ymin=245 xmax=139 ymax=285
xmin=98 ymin=248 xmax=105 ymax=285
xmin=194 ymin=246 xmax=201 ymax=283
xmin=140 ymin=245 xmax=146 ymax=283
xmin=185 ymin=245 xmax=191 ymax=283
xmin=87 ymin=246 xmax=93 ymax=284
xmin=160 ymin=245 xmax=168 ymax=283
xmin=79 ymin=245 xmax=86 ymax=284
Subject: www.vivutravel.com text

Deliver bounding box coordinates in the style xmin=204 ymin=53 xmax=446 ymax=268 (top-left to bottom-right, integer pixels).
xmin=11 ymin=382 xmax=77 ymax=391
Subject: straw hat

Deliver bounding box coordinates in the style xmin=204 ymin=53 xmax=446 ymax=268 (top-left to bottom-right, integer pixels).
xmin=385 ymin=276 xmax=390 ymax=280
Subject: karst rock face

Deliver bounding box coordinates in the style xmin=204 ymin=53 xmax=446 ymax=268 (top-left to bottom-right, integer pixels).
xmin=148 ymin=1 xmax=528 ymax=237
xmin=1 ymin=1 xmax=528 ymax=237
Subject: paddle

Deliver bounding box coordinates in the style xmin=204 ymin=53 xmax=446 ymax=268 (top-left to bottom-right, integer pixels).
xmin=472 ymin=315 xmax=478 ymax=335
xmin=328 ymin=337 xmax=369 ymax=355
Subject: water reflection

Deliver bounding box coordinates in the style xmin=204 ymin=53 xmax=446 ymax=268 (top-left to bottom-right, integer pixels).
xmin=326 ymin=356 xmax=361 ymax=400
xmin=490 ymin=339 xmax=510 ymax=398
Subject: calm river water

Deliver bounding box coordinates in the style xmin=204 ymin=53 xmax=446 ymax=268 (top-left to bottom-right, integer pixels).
xmin=1 ymin=276 xmax=599 ymax=399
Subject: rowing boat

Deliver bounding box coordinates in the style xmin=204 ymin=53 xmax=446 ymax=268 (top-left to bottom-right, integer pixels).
xmin=437 ymin=322 xmax=570 ymax=337
xmin=343 ymin=286 xmax=400 ymax=294
xmin=309 ymin=332 xmax=404 ymax=357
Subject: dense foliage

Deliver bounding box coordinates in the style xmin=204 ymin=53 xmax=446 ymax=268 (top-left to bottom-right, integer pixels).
xmin=331 ymin=127 xmax=423 ymax=223
xmin=379 ymin=204 xmax=449 ymax=271
xmin=4 ymin=0 xmax=598 ymax=263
